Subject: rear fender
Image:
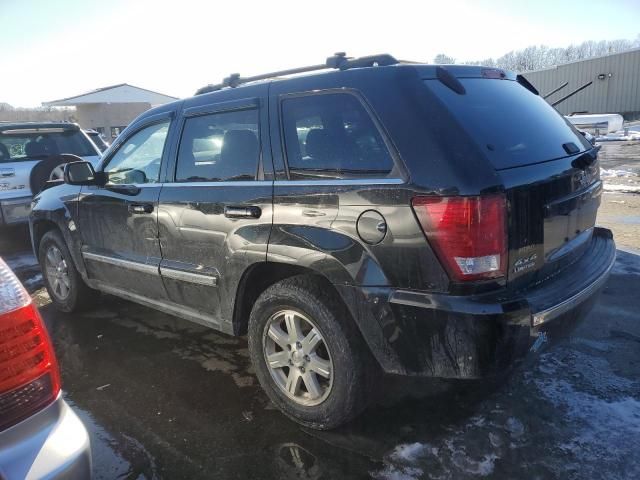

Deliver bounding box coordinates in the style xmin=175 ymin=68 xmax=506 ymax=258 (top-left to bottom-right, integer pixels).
xmin=266 ymin=224 xmax=403 ymax=371
xmin=267 ymin=224 xmax=390 ymax=287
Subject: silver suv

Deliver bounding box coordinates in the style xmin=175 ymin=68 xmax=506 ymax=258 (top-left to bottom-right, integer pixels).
xmin=0 ymin=122 xmax=101 ymax=227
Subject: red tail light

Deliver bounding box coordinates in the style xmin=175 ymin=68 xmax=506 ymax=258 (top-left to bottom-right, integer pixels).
xmin=411 ymin=194 xmax=507 ymax=281
xmin=0 ymin=258 xmax=60 ymax=431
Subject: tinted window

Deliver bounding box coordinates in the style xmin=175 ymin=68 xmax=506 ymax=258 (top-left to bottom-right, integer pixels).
xmin=426 ymin=79 xmax=590 ymax=169
xmin=104 ymin=121 xmax=169 ymax=184
xmin=176 ymin=109 xmax=259 ymax=182
xmin=0 ymin=129 xmax=97 ymax=163
xmin=281 ymin=93 xmax=394 ymax=180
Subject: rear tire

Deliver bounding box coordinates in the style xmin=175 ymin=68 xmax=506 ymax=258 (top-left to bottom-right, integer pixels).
xmin=248 ymin=275 xmax=375 ymax=429
xmin=39 ymin=229 xmax=98 ymax=312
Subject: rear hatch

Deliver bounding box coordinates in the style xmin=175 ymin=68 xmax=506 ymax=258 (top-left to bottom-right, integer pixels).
xmin=425 ymin=71 xmax=601 ymax=287
xmin=0 ymin=125 xmax=100 ymax=200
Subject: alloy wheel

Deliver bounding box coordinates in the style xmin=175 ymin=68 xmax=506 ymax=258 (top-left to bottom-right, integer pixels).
xmin=44 ymin=245 xmax=70 ymax=300
xmin=263 ymin=309 xmax=333 ymax=406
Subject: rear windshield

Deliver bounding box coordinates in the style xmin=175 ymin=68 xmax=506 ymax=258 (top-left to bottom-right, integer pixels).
xmin=425 ymin=79 xmax=590 ymax=170
xmin=0 ymin=129 xmax=97 ymax=163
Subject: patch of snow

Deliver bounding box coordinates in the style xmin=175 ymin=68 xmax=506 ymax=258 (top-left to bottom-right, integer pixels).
xmin=603 ymin=183 xmax=640 ymax=193
xmin=600 ymin=168 xmax=637 ymax=179
xmin=373 ymin=428 xmax=503 ymax=479
xmin=505 ymin=417 xmax=524 ymax=438
xmin=596 ymin=133 xmax=640 ymax=141
xmin=390 ymin=443 xmax=430 ymax=462
xmin=23 ymin=273 xmax=42 ymax=288
xmin=530 ymin=350 xmax=640 ymax=477
xmin=371 ymin=465 xmax=424 ymax=480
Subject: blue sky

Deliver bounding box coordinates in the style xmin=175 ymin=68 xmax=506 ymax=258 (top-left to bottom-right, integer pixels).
xmin=1 ymin=0 xmax=638 ymax=106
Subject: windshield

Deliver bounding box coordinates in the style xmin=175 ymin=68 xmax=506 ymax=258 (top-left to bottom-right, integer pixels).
xmin=0 ymin=129 xmax=97 ymax=163
xmin=425 ymin=78 xmax=591 ymax=170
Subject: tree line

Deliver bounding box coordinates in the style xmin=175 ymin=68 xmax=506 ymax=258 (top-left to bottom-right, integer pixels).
xmin=433 ymin=35 xmax=640 ymax=71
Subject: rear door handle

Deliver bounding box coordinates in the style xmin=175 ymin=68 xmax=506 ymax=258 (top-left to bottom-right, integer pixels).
xmin=224 ymin=205 xmax=262 ymax=219
xmin=0 ymin=168 xmax=15 ymax=177
xmin=129 ymin=203 xmax=154 ymax=214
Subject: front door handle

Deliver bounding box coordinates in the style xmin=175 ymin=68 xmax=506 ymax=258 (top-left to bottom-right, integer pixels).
xmin=129 ymin=203 xmax=154 ymax=214
xmin=224 ymin=205 xmax=262 ymax=219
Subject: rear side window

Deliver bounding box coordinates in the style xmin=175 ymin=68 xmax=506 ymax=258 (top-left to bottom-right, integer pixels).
xmin=176 ymin=109 xmax=260 ymax=182
xmin=281 ymin=93 xmax=394 ymax=180
xmin=0 ymin=129 xmax=97 ymax=163
xmin=426 ymin=79 xmax=590 ymax=169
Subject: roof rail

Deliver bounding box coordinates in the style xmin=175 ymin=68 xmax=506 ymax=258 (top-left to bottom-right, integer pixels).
xmin=194 ymin=52 xmax=399 ymax=95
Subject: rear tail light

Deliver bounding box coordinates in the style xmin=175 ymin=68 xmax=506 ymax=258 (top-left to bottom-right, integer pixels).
xmin=411 ymin=194 xmax=507 ymax=281
xmin=0 ymin=258 xmax=60 ymax=431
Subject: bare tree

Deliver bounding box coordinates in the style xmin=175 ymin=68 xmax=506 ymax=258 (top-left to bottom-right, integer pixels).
xmin=433 ymin=53 xmax=456 ymax=64
xmin=449 ymin=35 xmax=640 ymax=72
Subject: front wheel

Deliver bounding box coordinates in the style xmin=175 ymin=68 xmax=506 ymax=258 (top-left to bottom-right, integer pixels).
xmin=39 ymin=229 xmax=97 ymax=312
xmin=248 ymin=275 xmax=375 ymax=429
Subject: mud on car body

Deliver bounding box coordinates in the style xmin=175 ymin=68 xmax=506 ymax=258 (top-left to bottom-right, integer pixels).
xmin=29 ymin=54 xmax=615 ymax=429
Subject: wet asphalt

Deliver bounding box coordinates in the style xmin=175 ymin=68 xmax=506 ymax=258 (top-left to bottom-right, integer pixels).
xmin=2 ymin=222 xmax=640 ymax=479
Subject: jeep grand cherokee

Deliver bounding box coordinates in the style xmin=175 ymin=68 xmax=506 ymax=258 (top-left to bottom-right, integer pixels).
xmin=29 ymin=54 xmax=615 ymax=429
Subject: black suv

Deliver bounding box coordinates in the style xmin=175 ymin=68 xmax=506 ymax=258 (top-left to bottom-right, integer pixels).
xmin=30 ymin=54 xmax=615 ymax=429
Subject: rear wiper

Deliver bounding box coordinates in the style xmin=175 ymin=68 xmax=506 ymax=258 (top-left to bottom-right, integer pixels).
xmin=516 ymin=75 xmax=539 ymax=95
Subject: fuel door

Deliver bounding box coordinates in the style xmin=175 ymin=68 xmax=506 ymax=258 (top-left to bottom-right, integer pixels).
xmin=356 ymin=210 xmax=387 ymax=245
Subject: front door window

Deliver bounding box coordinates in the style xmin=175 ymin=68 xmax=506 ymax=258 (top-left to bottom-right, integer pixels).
xmin=104 ymin=122 xmax=169 ymax=184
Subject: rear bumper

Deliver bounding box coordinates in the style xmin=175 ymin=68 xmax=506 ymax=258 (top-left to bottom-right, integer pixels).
xmin=0 ymin=395 xmax=91 ymax=480
xmin=0 ymin=196 xmax=32 ymax=226
xmin=344 ymin=227 xmax=616 ymax=378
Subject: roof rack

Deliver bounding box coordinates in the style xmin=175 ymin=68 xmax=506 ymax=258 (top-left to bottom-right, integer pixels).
xmin=195 ymin=52 xmax=399 ymax=95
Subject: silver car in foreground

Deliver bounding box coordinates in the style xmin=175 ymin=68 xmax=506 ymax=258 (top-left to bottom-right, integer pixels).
xmin=0 ymin=257 xmax=91 ymax=479
xmin=0 ymin=123 xmax=101 ymax=227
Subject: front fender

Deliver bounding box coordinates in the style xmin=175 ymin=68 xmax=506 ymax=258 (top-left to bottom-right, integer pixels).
xmin=30 ymin=184 xmax=86 ymax=278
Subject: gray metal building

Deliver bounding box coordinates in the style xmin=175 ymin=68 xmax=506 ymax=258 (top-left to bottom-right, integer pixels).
xmin=524 ymin=48 xmax=640 ymax=118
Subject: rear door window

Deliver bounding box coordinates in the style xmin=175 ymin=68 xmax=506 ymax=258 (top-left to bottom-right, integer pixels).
xmin=175 ymin=109 xmax=260 ymax=182
xmin=281 ymin=93 xmax=395 ymax=180
xmin=426 ymin=79 xmax=590 ymax=170
xmin=0 ymin=128 xmax=97 ymax=163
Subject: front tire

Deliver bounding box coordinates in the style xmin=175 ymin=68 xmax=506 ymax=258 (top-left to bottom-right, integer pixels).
xmin=248 ymin=275 xmax=374 ymax=429
xmin=39 ymin=229 xmax=97 ymax=312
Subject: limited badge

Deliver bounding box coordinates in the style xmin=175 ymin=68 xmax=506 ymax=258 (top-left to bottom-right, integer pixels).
xmin=513 ymin=253 xmax=538 ymax=273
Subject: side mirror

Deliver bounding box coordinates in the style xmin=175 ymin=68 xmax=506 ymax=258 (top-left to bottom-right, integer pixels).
xmin=63 ymin=161 xmax=99 ymax=185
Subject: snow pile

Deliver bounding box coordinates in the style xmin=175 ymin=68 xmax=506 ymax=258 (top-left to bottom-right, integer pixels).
xmin=600 ymin=168 xmax=640 ymax=193
xmin=603 ymin=184 xmax=640 ymax=193
xmin=597 ymin=132 xmax=640 ymax=142
xmin=596 ymin=123 xmax=640 ymax=141
xmin=566 ymin=113 xmax=623 ymax=134
xmin=601 ymin=169 xmax=637 ymax=179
